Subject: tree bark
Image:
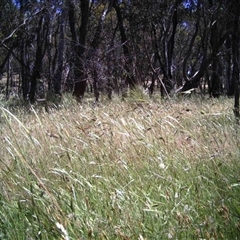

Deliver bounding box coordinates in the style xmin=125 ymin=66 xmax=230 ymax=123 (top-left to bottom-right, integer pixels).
xmin=53 ymin=3 xmax=66 ymax=95
xmin=167 ymin=8 xmax=178 ymax=79
xmin=20 ymin=40 xmax=30 ymax=100
xmin=29 ymin=14 xmax=48 ymax=103
xmin=113 ymin=0 xmax=135 ymax=90
xmin=181 ymin=31 xmax=230 ymax=92
xmin=90 ymin=2 xmax=113 ymax=102
xmin=69 ymin=0 xmax=89 ymax=99
xmin=225 ymin=37 xmax=233 ymax=96
xmin=182 ymin=1 xmax=200 ymax=83
xmin=232 ymin=16 xmax=240 ymax=117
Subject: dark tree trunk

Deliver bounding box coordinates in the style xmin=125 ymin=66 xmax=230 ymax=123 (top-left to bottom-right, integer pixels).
xmin=29 ymin=14 xmax=48 ymax=103
xmin=53 ymin=4 xmax=66 ymax=95
xmin=0 ymin=47 xmax=14 ymax=77
xmin=209 ymin=18 xmax=221 ymax=98
xmin=151 ymin=24 xmax=168 ymax=96
xmin=90 ymin=2 xmax=112 ymax=102
xmin=232 ymin=16 xmax=240 ymax=117
xmin=167 ymin=8 xmax=178 ymax=80
xmin=181 ymin=31 xmax=229 ymax=92
xmin=151 ymin=1 xmax=180 ymax=97
xmin=114 ymin=0 xmax=136 ymax=90
xmin=149 ymin=72 xmax=156 ymax=96
xmin=182 ymin=0 xmax=232 ymax=93
xmin=210 ymin=59 xmax=221 ymax=98
xmin=6 ymin=57 xmax=11 ymax=100
xmin=182 ymin=1 xmax=200 ymax=83
xmin=20 ymin=41 xmax=30 ymax=100
xmin=225 ymin=37 xmax=234 ymax=96
xmin=69 ymin=0 xmax=89 ymax=99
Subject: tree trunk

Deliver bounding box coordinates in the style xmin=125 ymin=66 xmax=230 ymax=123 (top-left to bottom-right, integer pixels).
xmin=113 ymin=0 xmax=136 ymax=90
xmin=225 ymin=37 xmax=233 ymax=96
xmin=232 ymin=16 xmax=240 ymax=117
xmin=69 ymin=0 xmax=89 ymax=99
xmin=20 ymin=41 xmax=30 ymax=100
xmin=90 ymin=2 xmax=112 ymax=102
xmin=29 ymin=14 xmax=48 ymax=103
xmin=167 ymin=8 xmax=178 ymax=80
xmin=0 ymin=48 xmax=14 ymax=77
xmin=209 ymin=18 xmax=221 ymax=98
xmin=181 ymin=31 xmax=229 ymax=92
xmin=210 ymin=59 xmax=221 ymax=98
xmin=53 ymin=3 xmax=66 ymax=95
xmin=182 ymin=1 xmax=200 ymax=83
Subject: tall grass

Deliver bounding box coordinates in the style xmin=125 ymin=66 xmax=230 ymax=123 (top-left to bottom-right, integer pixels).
xmin=0 ymin=95 xmax=240 ymax=239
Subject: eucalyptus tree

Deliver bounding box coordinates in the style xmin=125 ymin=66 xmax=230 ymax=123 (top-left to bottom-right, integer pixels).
xmin=0 ymin=0 xmax=47 ymax=101
xmin=66 ymin=0 xmax=89 ymax=99
xmin=0 ymin=0 xmax=19 ymax=78
xmin=181 ymin=0 xmax=234 ymax=95
xmin=66 ymin=0 xmax=114 ymax=100
xmin=0 ymin=0 xmax=59 ymax=102
xmin=113 ymin=0 xmax=136 ymax=91
xmin=28 ymin=6 xmax=51 ymax=103
xmin=53 ymin=0 xmax=67 ymax=95
xmin=0 ymin=0 xmax=19 ymax=100
xmin=116 ymin=0 xmax=185 ymax=97
xmin=87 ymin=1 xmax=113 ymax=101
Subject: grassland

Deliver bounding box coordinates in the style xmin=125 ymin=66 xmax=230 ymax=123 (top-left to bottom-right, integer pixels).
xmin=0 ymin=94 xmax=240 ymax=239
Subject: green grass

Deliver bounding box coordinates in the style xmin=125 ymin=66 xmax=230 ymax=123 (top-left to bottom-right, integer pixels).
xmin=0 ymin=95 xmax=240 ymax=239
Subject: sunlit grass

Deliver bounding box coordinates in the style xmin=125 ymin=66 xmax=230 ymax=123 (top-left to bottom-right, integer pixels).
xmin=0 ymin=94 xmax=240 ymax=239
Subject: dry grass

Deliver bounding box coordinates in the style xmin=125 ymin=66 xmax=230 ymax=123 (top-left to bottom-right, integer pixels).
xmin=0 ymin=94 xmax=240 ymax=239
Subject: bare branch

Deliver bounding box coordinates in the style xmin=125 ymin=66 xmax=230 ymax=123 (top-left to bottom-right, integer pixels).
xmin=0 ymin=8 xmax=43 ymax=46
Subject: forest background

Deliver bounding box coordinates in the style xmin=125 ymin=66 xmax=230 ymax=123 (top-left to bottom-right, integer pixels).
xmin=0 ymin=0 xmax=240 ymax=110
